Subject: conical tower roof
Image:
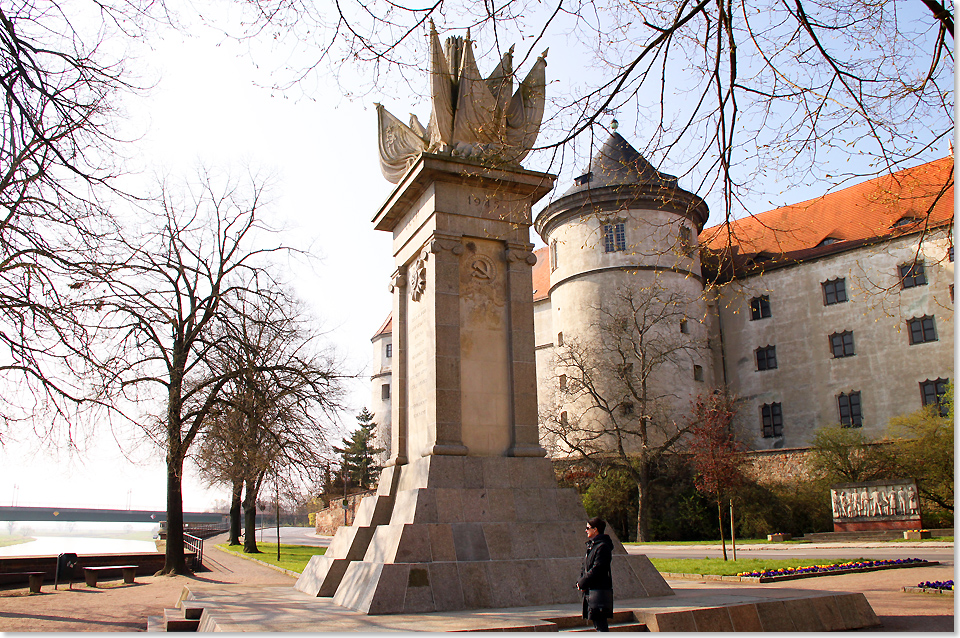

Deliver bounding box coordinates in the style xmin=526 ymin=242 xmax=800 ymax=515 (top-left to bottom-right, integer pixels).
xmin=534 ymin=131 xmax=709 ymax=241
xmin=562 ymin=132 xmax=679 ymax=197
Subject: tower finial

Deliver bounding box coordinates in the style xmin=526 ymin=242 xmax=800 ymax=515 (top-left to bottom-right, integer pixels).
xmin=611 ymin=118 xmax=618 ymax=131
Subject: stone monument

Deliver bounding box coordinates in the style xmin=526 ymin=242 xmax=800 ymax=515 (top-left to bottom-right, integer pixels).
xmin=294 ymin=24 xmax=672 ymax=614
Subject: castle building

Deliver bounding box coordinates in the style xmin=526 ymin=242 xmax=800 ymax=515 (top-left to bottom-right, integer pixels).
xmin=371 ymin=132 xmax=953 ymax=455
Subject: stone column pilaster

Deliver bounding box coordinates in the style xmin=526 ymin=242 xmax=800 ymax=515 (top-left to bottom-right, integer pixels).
xmin=387 ymin=267 xmax=408 ymax=467
xmin=504 ymin=242 xmax=547 ymax=458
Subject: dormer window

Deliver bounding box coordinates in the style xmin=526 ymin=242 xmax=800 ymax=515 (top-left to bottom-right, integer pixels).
xmin=574 ymin=172 xmax=593 ymax=186
xmin=817 ymin=237 xmax=839 ymax=247
xmin=892 ymin=216 xmax=919 ymax=228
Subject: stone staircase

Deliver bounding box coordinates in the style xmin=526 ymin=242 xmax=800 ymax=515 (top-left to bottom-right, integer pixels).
xmin=146 ymin=604 xmax=204 ymax=632
xmin=147 ymin=604 xmax=649 ymax=632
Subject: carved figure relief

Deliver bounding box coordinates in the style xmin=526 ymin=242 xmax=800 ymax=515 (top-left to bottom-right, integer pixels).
xmin=830 ymin=481 xmax=920 ymax=520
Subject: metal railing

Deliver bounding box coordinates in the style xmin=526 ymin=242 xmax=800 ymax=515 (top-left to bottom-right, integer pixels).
xmin=184 ymin=533 xmax=203 ymax=569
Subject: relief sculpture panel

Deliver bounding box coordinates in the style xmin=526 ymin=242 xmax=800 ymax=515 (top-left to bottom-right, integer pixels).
xmin=830 ymin=479 xmax=922 ymax=532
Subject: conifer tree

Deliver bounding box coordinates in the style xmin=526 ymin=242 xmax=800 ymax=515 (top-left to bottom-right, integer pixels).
xmin=334 ymin=408 xmax=384 ymax=490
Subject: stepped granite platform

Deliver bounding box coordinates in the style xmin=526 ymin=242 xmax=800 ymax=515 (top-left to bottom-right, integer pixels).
xmin=156 ymin=580 xmax=881 ymax=632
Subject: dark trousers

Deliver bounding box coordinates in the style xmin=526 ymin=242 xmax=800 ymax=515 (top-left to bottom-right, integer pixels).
xmin=592 ymin=616 xmax=609 ymax=632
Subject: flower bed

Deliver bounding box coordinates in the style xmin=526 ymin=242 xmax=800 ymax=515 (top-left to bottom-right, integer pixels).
xmin=902 ymin=580 xmax=954 ymax=596
xmin=738 ymin=558 xmax=936 ymax=583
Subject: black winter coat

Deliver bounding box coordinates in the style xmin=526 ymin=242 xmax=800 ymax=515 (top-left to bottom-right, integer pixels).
xmin=578 ymin=533 xmax=614 ymax=619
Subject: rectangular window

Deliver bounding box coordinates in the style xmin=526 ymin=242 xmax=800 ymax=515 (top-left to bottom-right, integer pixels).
xmin=386 ymin=343 xmax=392 ymax=358
xmin=822 ymin=278 xmax=848 ymax=305
xmin=756 ymin=345 xmax=777 ymax=371
xmin=750 ymin=295 xmax=771 ymax=320
xmin=559 ymin=374 xmax=567 ymax=391
xmin=550 ymin=240 xmax=558 ymax=272
xmin=603 ymin=223 xmax=626 ymax=253
xmin=899 ymin=262 xmax=927 ymax=288
xmin=949 ymin=246 xmax=954 ymax=262
xmin=693 ymin=365 xmax=704 ymax=381
xmin=761 ymin=403 xmax=783 ymax=438
xmin=920 ymin=378 xmax=950 ymax=416
xmin=557 ymin=331 xmax=563 ymax=346
xmin=680 ymin=318 xmax=689 ymax=334
xmin=830 ymin=331 xmax=855 ymax=358
xmin=621 ymin=401 xmax=634 ymax=415
xmin=907 ymin=315 xmax=937 ymax=344
xmin=381 ymin=384 xmax=390 ymax=400
xmin=838 ymin=391 xmax=863 ymax=427
xmin=679 ymin=226 xmax=694 ymax=255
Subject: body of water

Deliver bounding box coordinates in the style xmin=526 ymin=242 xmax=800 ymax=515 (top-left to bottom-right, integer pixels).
xmin=0 ymin=535 xmax=158 ymax=556
xmin=0 ymin=521 xmax=160 ymax=556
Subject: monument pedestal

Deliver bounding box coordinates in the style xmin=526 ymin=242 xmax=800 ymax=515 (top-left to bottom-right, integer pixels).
xmin=296 ymin=456 xmax=671 ymax=614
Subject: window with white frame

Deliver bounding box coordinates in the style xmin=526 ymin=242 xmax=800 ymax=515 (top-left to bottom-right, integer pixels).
xmin=603 ymin=222 xmax=626 ymax=253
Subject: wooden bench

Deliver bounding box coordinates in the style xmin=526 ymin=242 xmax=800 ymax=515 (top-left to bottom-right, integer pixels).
xmin=82 ymin=565 xmax=138 ymax=587
xmin=0 ymin=571 xmax=45 ymax=593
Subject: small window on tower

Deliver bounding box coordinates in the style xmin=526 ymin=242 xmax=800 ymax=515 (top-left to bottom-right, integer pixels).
xmin=386 ymin=343 xmax=392 ymax=358
xmin=680 ymin=318 xmax=689 ymax=334
xmin=694 ymin=365 xmax=704 ymax=381
xmin=381 ymin=384 xmax=390 ymax=400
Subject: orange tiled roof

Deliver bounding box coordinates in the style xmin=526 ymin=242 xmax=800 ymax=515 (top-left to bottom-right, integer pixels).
xmin=372 ymin=314 xmax=392 ymax=340
xmin=700 ymin=157 xmax=954 ymax=276
xmin=532 ymin=246 xmax=550 ymax=302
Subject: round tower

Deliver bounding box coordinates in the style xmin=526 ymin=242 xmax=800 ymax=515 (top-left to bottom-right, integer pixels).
xmin=533 ymin=131 xmax=712 ymax=453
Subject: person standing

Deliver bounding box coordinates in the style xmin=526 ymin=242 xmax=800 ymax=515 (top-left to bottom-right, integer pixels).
xmin=577 ymin=517 xmax=614 ymax=632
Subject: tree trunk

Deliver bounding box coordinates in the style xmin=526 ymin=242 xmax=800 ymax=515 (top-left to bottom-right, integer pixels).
xmin=718 ymin=500 xmax=728 ymax=561
xmin=162 ymin=456 xmax=188 ymax=574
xmin=635 ymin=458 xmax=652 ymax=542
xmin=242 ymin=478 xmax=260 ymax=553
xmin=229 ymin=479 xmax=243 ymax=545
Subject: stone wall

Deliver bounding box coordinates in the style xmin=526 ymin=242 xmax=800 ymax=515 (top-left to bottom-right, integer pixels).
xmin=313 ymin=490 xmax=376 ymax=536
xmin=743 ymin=447 xmax=813 ymax=484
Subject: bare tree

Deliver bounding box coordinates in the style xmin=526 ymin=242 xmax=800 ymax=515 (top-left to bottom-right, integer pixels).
xmin=0 ymin=0 xmax=159 ymax=440
xmin=542 ymin=284 xmax=705 ymax=541
xmin=687 ymin=392 xmax=745 ymax=560
xmin=84 ymin=170 xmax=300 ymax=574
xmin=196 ymin=288 xmax=345 ymax=553
xmin=227 ymin=0 xmax=951 ymax=232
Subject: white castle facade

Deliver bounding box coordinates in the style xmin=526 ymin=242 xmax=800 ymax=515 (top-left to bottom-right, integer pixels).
xmin=371 ymin=133 xmax=953 ymax=458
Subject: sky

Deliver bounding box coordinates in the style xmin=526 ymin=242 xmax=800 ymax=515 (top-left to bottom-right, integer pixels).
xmin=0 ymin=1 xmax=951 ymax=513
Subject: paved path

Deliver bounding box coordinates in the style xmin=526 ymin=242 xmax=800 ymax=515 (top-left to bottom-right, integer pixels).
xmin=0 ymin=539 xmax=952 ymax=631
xmin=0 ymin=539 xmax=295 ymax=632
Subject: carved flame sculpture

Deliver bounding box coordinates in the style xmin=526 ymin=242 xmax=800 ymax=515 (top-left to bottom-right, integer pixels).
xmin=376 ymin=21 xmax=548 ymax=183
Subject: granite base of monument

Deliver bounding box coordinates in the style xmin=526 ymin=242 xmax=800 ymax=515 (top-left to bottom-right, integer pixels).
xmin=295 ymin=455 xmax=672 ymax=614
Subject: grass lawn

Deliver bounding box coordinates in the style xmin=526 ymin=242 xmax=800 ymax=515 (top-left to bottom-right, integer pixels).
xmin=0 ymin=535 xmax=34 ymax=548
xmin=216 ymin=543 xmax=326 ymax=573
xmin=650 ymin=557 xmax=861 ymax=577
xmin=889 ymin=536 xmax=954 ymax=543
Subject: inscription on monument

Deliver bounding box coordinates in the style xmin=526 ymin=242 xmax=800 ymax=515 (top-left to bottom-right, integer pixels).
xmin=407 ymin=297 xmax=431 ymax=448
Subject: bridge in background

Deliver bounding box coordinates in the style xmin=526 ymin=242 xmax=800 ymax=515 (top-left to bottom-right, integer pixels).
xmin=0 ymin=506 xmax=226 ymax=524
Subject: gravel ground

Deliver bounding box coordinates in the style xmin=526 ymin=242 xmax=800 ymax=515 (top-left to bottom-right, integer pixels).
xmin=0 ymin=539 xmax=295 ymax=632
